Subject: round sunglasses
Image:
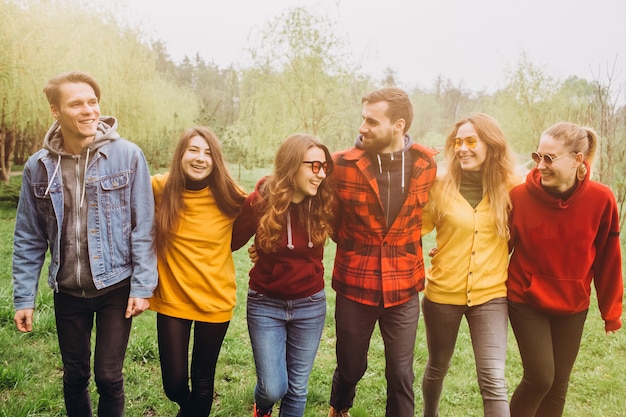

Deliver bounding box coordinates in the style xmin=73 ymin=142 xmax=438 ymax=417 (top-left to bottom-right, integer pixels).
xmin=531 ymin=151 xmax=574 ymax=165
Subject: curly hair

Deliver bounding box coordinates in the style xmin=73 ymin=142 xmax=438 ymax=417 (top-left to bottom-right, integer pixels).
xmin=255 ymin=134 xmax=334 ymax=253
xmin=154 ymin=126 xmax=246 ymax=258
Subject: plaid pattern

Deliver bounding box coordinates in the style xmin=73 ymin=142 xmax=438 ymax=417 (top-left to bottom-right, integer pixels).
xmin=331 ymin=143 xmax=437 ymax=307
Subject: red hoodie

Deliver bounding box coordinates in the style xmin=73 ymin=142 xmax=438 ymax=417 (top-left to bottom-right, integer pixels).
xmin=231 ymin=178 xmax=325 ymax=300
xmin=507 ymin=163 xmax=623 ymax=332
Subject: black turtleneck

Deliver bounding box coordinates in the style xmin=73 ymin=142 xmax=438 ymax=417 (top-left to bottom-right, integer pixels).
xmin=185 ymin=176 xmax=211 ymax=191
xmin=459 ymin=170 xmax=483 ymax=208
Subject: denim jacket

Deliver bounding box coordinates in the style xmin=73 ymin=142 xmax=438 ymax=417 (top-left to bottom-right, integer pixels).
xmin=13 ymin=126 xmax=157 ymax=310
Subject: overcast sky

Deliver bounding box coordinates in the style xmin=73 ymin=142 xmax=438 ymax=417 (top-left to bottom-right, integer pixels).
xmin=123 ymin=0 xmax=625 ymax=95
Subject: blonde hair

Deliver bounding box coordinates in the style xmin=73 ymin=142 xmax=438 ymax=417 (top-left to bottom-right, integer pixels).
xmin=255 ymin=134 xmax=334 ymax=252
xmin=542 ymin=122 xmax=598 ymax=180
xmin=435 ymin=113 xmax=518 ymax=239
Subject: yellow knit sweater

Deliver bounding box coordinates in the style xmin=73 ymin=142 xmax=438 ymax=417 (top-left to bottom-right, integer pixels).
xmin=150 ymin=173 xmax=237 ymax=322
xmin=422 ymin=180 xmax=509 ymax=306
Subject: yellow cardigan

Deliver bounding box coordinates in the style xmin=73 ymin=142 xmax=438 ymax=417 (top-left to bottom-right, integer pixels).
xmin=150 ymin=173 xmax=237 ymax=322
xmin=422 ymin=180 xmax=508 ymax=306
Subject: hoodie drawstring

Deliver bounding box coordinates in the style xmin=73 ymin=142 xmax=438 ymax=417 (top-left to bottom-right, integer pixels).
xmin=401 ymin=151 xmax=405 ymax=194
xmin=44 ymin=155 xmax=62 ymax=197
xmin=287 ymin=199 xmax=313 ymax=250
xmin=44 ymin=147 xmax=91 ymax=207
xmin=79 ymin=147 xmax=90 ymax=208
xmin=376 ymin=152 xmax=405 ymax=195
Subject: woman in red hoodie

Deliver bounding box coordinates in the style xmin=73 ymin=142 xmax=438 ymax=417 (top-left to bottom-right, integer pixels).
xmin=507 ymin=122 xmax=623 ymax=417
xmin=232 ymin=134 xmax=334 ymax=417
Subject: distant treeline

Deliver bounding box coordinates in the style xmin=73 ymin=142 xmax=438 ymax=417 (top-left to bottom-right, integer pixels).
xmin=1 ymin=0 xmax=625 ymax=222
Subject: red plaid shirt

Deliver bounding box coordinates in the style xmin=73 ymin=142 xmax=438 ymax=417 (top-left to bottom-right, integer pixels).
xmin=331 ymin=143 xmax=437 ymax=307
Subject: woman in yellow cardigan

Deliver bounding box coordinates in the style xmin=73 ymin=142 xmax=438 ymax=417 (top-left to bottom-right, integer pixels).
xmin=421 ymin=114 xmax=519 ymax=417
xmin=150 ymin=127 xmax=246 ymax=417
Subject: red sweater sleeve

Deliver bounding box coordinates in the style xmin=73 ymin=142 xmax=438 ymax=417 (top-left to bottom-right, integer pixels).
xmin=231 ymin=192 xmax=259 ymax=251
xmin=592 ymin=190 xmax=623 ymax=332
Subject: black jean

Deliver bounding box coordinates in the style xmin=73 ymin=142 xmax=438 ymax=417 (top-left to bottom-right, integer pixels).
xmin=54 ymin=285 xmax=132 ymax=417
xmin=330 ymin=293 xmax=419 ymax=417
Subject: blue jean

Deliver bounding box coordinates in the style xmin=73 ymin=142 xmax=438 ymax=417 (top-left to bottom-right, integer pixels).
xmin=421 ymin=297 xmax=509 ymax=417
xmin=247 ymin=288 xmax=326 ymax=417
xmin=330 ymin=293 xmax=420 ymax=417
xmin=508 ymin=301 xmax=588 ymax=417
xmin=54 ymin=284 xmax=132 ymax=417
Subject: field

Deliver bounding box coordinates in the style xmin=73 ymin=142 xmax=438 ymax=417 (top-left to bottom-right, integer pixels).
xmin=0 ymin=167 xmax=625 ymax=416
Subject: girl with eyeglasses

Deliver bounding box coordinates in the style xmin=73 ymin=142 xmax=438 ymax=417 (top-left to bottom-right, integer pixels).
xmin=232 ymin=134 xmax=334 ymax=417
xmin=507 ymin=122 xmax=623 ymax=416
xmin=421 ymin=113 xmax=519 ymax=417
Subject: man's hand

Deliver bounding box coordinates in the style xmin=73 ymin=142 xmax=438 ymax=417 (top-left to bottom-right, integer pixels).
xmin=14 ymin=308 xmax=35 ymax=332
xmin=248 ymin=244 xmax=259 ymax=264
xmin=125 ymin=297 xmax=150 ymax=318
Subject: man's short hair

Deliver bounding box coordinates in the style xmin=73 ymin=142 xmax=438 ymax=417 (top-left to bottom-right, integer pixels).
xmin=44 ymin=71 xmax=101 ymax=106
xmin=362 ymin=87 xmax=414 ymax=134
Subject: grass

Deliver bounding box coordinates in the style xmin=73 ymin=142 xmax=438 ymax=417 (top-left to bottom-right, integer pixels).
xmin=1 ymin=168 xmax=625 ymax=416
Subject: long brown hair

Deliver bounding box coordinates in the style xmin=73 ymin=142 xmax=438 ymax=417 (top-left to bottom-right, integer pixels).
xmin=255 ymin=134 xmax=334 ymax=252
xmin=436 ymin=113 xmax=518 ymax=238
xmin=154 ymin=126 xmax=246 ymax=258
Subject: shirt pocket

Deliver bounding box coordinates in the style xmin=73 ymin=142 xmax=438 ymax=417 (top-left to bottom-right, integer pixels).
xmin=337 ymin=187 xmax=375 ymax=220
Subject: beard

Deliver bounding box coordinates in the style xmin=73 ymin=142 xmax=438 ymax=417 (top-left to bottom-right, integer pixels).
xmin=361 ymin=134 xmax=394 ymax=153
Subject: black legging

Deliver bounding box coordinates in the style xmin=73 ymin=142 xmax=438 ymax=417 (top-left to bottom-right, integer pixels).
xmin=508 ymin=301 xmax=588 ymax=417
xmin=157 ymin=313 xmax=230 ymax=417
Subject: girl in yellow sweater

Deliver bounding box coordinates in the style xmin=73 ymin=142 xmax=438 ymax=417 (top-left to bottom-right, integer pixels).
xmin=421 ymin=114 xmax=519 ymax=417
xmin=150 ymin=127 xmax=246 ymax=416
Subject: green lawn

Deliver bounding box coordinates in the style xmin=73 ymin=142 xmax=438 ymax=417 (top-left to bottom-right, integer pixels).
xmin=0 ymin=174 xmax=625 ymax=416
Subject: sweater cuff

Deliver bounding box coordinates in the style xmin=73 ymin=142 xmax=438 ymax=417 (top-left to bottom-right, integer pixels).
xmin=605 ymin=317 xmax=622 ymax=333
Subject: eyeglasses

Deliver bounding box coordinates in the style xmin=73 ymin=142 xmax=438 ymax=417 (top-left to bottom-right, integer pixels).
xmin=302 ymin=160 xmax=330 ymax=174
xmin=452 ymin=136 xmax=480 ymax=149
xmin=531 ymin=151 xmax=573 ymax=165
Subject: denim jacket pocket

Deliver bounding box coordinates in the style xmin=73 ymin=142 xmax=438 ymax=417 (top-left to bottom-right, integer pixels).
xmin=33 ymin=183 xmax=57 ymax=217
xmin=99 ymin=172 xmax=130 ymax=210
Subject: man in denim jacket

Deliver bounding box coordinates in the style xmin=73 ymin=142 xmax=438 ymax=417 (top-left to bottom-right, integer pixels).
xmin=12 ymin=71 xmax=157 ymax=417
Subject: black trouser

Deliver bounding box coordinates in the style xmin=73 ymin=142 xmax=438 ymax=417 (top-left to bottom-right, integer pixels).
xmin=54 ymin=285 xmax=132 ymax=417
xmin=330 ymin=293 xmax=419 ymax=417
xmin=157 ymin=313 xmax=230 ymax=417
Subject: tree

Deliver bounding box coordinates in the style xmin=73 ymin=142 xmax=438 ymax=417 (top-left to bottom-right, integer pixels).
xmin=0 ymin=0 xmax=201 ymax=168
xmin=235 ymin=6 xmax=365 ymax=167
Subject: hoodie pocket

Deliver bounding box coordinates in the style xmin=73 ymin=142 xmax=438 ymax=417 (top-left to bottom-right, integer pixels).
xmin=523 ymin=273 xmax=589 ymax=315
